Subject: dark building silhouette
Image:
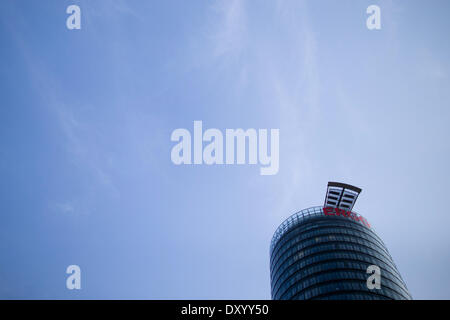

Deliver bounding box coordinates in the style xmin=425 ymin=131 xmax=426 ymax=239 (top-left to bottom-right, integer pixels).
xmin=270 ymin=182 xmax=411 ymax=300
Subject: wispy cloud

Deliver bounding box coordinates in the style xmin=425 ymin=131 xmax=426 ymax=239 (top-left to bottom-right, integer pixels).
xmin=268 ymin=0 xmax=321 ymax=213
xmin=193 ymin=0 xmax=321 ymax=215
xmin=2 ymin=10 xmax=120 ymax=211
xmin=52 ymin=202 xmax=76 ymax=215
xmin=210 ymin=0 xmax=247 ymax=59
xmin=80 ymin=0 xmax=145 ymax=23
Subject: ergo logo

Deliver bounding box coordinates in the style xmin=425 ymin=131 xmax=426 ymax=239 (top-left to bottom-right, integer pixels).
xmin=323 ymin=207 xmax=371 ymax=228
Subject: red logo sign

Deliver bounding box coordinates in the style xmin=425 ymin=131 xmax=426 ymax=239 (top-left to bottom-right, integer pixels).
xmin=323 ymin=207 xmax=371 ymax=228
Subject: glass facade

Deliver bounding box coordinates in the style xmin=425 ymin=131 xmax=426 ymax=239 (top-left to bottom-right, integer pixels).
xmin=270 ymin=206 xmax=412 ymax=300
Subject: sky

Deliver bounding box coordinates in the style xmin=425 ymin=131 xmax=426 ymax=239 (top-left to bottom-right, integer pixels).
xmin=0 ymin=0 xmax=449 ymax=299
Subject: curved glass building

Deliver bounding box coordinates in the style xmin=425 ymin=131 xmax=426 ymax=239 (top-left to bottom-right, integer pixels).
xmin=270 ymin=182 xmax=411 ymax=300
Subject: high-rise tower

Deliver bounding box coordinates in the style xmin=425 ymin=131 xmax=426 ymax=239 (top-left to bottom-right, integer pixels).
xmin=270 ymin=182 xmax=411 ymax=300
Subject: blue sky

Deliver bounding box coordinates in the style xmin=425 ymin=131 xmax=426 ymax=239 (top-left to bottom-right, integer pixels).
xmin=1 ymin=0 xmax=449 ymax=299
